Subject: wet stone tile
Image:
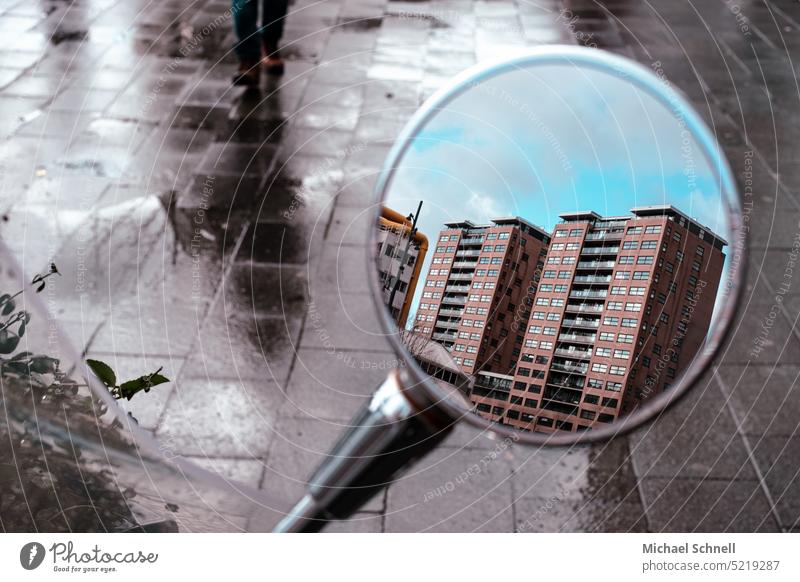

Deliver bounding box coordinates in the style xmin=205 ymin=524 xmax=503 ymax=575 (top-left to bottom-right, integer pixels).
xmin=194 ymin=142 xmax=278 ymax=178
xmin=513 ymin=440 xmax=642 ymax=504
xmin=716 ymin=365 xmax=800 ymax=438
xmin=89 ymin=295 xmax=207 ymax=357
xmin=385 ymin=446 xmax=515 ymax=532
xmin=629 ymin=376 xmax=756 ymax=480
xmin=292 ymin=103 xmax=361 ymax=131
xmin=751 ymin=434 xmax=800 ymax=529
xmin=226 ymin=263 xmax=308 ymax=317
xmin=639 ymin=477 xmax=779 ymax=532
xmin=178 ymin=173 xmax=263 ymax=212
xmin=157 ymin=378 xmax=284 ymax=457
xmin=238 ymin=221 xmax=313 ymax=265
xmin=515 ymin=496 xmax=648 ymax=533
xmin=184 ymin=304 xmax=302 ymax=385
xmin=301 ymin=291 xmax=393 ymax=353
xmin=283 ymin=347 xmax=392 ymax=421
xmin=184 ymin=457 xmax=266 ymax=489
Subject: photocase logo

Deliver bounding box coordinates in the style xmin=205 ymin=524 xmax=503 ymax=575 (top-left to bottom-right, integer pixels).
xmin=20 ymin=542 xmax=46 ymax=570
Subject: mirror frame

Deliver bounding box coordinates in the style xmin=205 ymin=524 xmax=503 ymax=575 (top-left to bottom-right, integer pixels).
xmin=367 ymin=45 xmax=747 ymax=446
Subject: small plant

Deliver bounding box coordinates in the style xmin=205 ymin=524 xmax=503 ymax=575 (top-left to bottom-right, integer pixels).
xmin=86 ymin=359 xmax=169 ymax=401
xmin=0 ymin=263 xmax=169 ymax=401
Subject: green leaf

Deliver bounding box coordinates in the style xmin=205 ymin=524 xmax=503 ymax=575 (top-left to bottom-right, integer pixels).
xmin=10 ymin=351 xmax=33 ymax=361
xmin=18 ymin=320 xmax=25 ymax=337
xmin=148 ymin=374 xmax=170 ymax=387
xmin=86 ymin=359 xmax=117 ymax=388
xmin=2 ymin=299 xmax=14 ymax=316
xmin=118 ymin=371 xmax=170 ymax=401
xmin=0 ymin=330 xmax=19 ymax=354
xmin=118 ymin=378 xmax=146 ymax=400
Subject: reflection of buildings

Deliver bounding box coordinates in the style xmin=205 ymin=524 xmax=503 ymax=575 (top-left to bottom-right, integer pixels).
xmin=377 ymin=206 xmax=428 ymax=327
xmin=416 ymin=206 xmax=726 ymax=433
xmin=414 ymin=218 xmax=550 ymax=376
xmin=400 ymin=331 xmax=474 ymax=398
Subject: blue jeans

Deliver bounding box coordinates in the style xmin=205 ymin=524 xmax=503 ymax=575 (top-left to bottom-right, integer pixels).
xmin=232 ymin=0 xmax=289 ymax=60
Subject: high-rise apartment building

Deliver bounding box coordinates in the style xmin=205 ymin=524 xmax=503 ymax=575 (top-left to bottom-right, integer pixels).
xmin=413 ymin=218 xmax=550 ymax=376
xmin=474 ymin=206 xmax=725 ymax=433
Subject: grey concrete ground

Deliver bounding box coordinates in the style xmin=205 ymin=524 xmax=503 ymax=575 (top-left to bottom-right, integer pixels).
xmin=0 ymin=0 xmax=798 ymax=532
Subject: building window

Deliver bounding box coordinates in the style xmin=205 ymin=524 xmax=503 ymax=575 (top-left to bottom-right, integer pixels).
xmin=644 ymin=225 xmax=662 ymax=234
xmin=609 ymin=365 xmax=626 ymax=376
xmin=636 ymin=256 xmax=654 ymax=265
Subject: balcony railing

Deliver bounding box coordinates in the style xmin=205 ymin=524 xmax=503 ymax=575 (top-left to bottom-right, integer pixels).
xmin=562 ymin=318 xmax=600 ymax=329
xmin=437 ymin=308 xmax=463 ymax=317
xmin=436 ymin=320 xmax=459 ymax=330
xmin=441 ymin=297 xmax=466 ymax=306
xmin=558 ymin=333 xmax=596 ymax=344
xmin=555 ymin=347 xmax=592 ymax=359
xmin=459 ymin=237 xmax=484 ymax=245
xmin=547 ymin=379 xmax=585 ymax=390
xmin=573 ymin=275 xmax=612 ymax=284
xmin=432 ymin=332 xmax=457 ymax=342
xmin=449 ymin=273 xmax=474 ymax=281
xmin=570 ymin=290 xmax=607 ymax=299
xmin=565 ymin=303 xmax=604 ymax=313
xmin=452 ymin=261 xmax=477 ymax=268
xmin=580 ymin=246 xmax=620 ymax=255
xmin=445 ymin=285 xmax=470 ymax=293
xmin=576 ymin=260 xmax=616 ymax=269
xmin=585 ymin=231 xmax=623 ymax=241
xmin=455 ymin=250 xmax=480 ymax=258
xmin=551 ymin=362 xmax=589 ymax=374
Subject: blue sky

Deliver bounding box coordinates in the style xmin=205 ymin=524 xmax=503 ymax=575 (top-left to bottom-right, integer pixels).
xmin=382 ymin=63 xmax=732 ymax=326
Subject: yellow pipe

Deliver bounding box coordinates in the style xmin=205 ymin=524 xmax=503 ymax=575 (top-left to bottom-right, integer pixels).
xmin=379 ymin=207 xmax=428 ymax=328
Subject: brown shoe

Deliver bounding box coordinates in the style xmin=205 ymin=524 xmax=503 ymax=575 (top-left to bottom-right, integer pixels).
xmin=263 ymin=55 xmax=285 ymax=76
xmin=232 ymin=58 xmax=260 ymax=86
xmin=262 ymin=41 xmax=285 ymax=76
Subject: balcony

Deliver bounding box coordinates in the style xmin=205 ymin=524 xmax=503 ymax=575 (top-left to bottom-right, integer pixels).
xmin=441 ymin=296 xmax=466 ymax=306
xmin=459 ymin=237 xmax=484 ymax=246
xmin=585 ymin=231 xmax=623 ymax=241
xmin=436 ymin=320 xmax=459 ymax=330
xmin=562 ymin=318 xmax=600 ymax=329
xmin=555 ymin=347 xmax=592 ymax=359
xmin=572 ymin=275 xmax=611 ymax=284
xmin=449 ymin=272 xmax=474 ymax=281
xmin=565 ymin=303 xmax=604 ymax=313
xmin=452 ymin=261 xmax=477 ymax=268
xmin=569 ymin=290 xmax=607 ymax=299
xmin=580 ymin=246 xmax=619 ymax=255
xmin=576 ymin=260 xmax=616 ymax=270
xmin=558 ymin=333 xmax=596 ymax=344
xmin=432 ymin=332 xmax=457 ymax=342
xmin=551 ymin=362 xmax=588 ymax=374
xmin=455 ymin=250 xmax=480 ymax=258
xmin=445 ymin=284 xmax=470 ymax=293
xmin=547 ymin=378 xmax=585 ymax=390
xmin=438 ymin=308 xmax=463 ymax=317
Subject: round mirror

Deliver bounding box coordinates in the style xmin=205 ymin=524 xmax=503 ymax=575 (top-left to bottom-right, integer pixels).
xmin=371 ymin=47 xmax=745 ymax=446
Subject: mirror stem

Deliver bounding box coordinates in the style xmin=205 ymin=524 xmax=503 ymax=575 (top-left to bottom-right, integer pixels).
xmin=274 ymin=370 xmax=454 ymax=532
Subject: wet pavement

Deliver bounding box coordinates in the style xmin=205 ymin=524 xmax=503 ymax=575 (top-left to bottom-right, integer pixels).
xmin=0 ymin=0 xmax=799 ymax=532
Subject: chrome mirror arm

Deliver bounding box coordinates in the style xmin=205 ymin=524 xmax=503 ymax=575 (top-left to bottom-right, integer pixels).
xmin=274 ymin=370 xmax=454 ymax=532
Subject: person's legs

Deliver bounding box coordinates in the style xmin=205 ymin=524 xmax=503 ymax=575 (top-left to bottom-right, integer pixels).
xmin=232 ymin=0 xmax=262 ymax=60
xmin=261 ymin=0 xmax=288 ymax=75
xmin=261 ymin=0 xmax=289 ymax=53
xmin=231 ymin=0 xmax=261 ymax=85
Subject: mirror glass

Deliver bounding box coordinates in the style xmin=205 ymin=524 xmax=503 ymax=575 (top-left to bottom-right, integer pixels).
xmin=374 ymin=57 xmax=740 ymax=438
